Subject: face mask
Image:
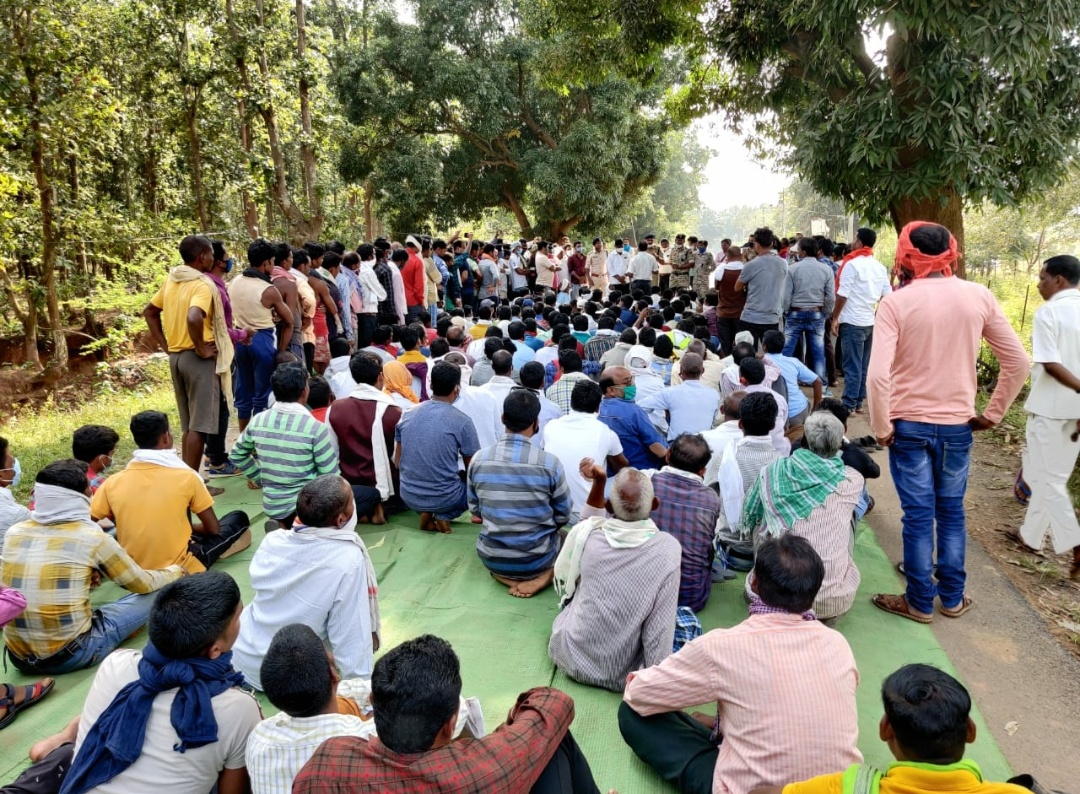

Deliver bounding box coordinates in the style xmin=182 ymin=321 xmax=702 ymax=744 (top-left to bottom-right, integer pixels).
xmin=225 ymin=258 xmax=235 ymax=274
xmin=362 ymin=258 xmax=376 ymax=266
xmin=623 ymin=245 xmax=631 ymax=253
xmin=338 ymin=509 xmax=358 ymax=534
xmin=698 ymin=247 xmax=706 ymax=254
xmin=100 ymin=454 xmax=113 ymax=471
xmin=8 ymin=458 xmax=21 ymax=488
xmin=575 ymin=245 xmax=582 ymax=253
xmin=621 ymin=385 xmax=637 ymax=401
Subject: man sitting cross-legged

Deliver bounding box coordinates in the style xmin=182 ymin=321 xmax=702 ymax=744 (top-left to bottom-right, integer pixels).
xmin=232 ymin=475 xmax=380 ymax=690
xmin=91 ymin=411 xmax=251 ymax=573
xmin=750 ymin=664 xmax=1029 ymax=794
xmin=649 ymin=433 xmax=722 ymax=613
xmin=60 ymin=571 xmax=262 ymax=794
xmin=395 ymin=361 xmax=481 ymax=533
xmin=549 ymin=463 xmax=681 ymax=692
xmin=468 ymin=389 xmax=572 ymax=598
xmin=3 ymin=460 xmax=183 ymax=676
xmin=293 ymin=634 xmax=603 ymax=794
xmin=619 ymin=534 xmax=861 ymax=794
xmin=247 ymin=623 xmax=487 ymax=794
xmin=231 ymin=362 xmax=339 ymax=530
xmin=716 ymin=392 xmax=785 ymax=536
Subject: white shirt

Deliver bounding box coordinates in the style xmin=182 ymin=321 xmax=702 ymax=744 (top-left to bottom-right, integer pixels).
xmin=629 ymin=251 xmax=658 ymax=281
xmin=606 ymin=251 xmax=628 ymax=282
xmin=837 ymin=255 xmax=891 ymax=326
xmin=543 ymin=411 xmax=623 ymax=515
xmin=638 ymin=380 xmax=721 ymax=441
xmin=0 ymin=487 xmax=30 ymax=548
xmin=357 ymin=261 xmax=387 ymax=314
xmin=1026 ymin=288 xmax=1080 ymax=419
xmin=509 ymin=253 xmax=528 ymax=290
xmin=535 ymin=346 xmax=560 ymax=368
xmin=478 ymin=375 xmax=516 ymax=408
xmin=453 ymin=387 xmax=504 ymax=451
xmin=73 ymin=650 xmax=262 ymax=794
xmin=701 ymin=420 xmax=744 ymax=486
xmin=389 ymin=264 xmax=407 ymax=325
xmin=233 ymin=528 xmax=375 ymax=690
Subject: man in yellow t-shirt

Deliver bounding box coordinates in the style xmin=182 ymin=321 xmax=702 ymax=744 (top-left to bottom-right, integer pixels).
xmin=92 ymin=410 xmax=250 ymax=574
xmin=750 ymin=664 xmax=1029 ymax=794
xmin=143 ymin=234 xmax=220 ymax=471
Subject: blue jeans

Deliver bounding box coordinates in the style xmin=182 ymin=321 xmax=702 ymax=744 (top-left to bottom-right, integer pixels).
xmin=839 ymin=323 xmax=873 ymax=410
xmin=783 ymin=311 xmax=826 ymax=381
xmin=889 ymin=420 xmax=973 ymax=613
xmin=9 ymin=592 xmax=157 ymax=675
xmin=234 ymin=328 xmax=277 ymax=420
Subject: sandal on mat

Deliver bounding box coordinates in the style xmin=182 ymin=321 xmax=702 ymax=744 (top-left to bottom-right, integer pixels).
xmin=939 ymin=595 xmax=974 ymax=619
xmin=871 ymin=593 xmax=933 ymax=624
xmin=0 ymin=679 xmax=55 ymax=730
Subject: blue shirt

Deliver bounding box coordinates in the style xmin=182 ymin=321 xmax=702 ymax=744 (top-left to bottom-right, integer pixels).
xmin=511 ymin=342 xmax=535 ymax=370
xmin=395 ymin=401 xmax=480 ymax=508
xmin=524 ymin=334 xmax=545 ymax=352
xmin=770 ymin=353 xmax=818 ymax=417
xmin=638 ymin=381 xmax=721 ymax=441
xmin=598 ymin=396 xmax=666 ymax=470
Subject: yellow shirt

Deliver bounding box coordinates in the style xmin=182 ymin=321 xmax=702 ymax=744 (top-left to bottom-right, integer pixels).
xmin=785 ymin=761 xmax=1029 ymax=794
xmin=150 ymin=277 xmax=215 ymax=352
xmin=91 ymin=462 xmax=215 ymax=574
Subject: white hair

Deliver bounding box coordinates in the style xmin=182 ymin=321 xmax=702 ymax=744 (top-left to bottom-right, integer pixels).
xmin=803 ymin=412 xmax=844 ymax=458
xmin=609 ymin=468 xmax=653 ymax=521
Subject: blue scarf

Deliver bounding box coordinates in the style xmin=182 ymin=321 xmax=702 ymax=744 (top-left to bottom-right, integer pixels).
xmin=60 ymin=642 xmax=245 ymax=794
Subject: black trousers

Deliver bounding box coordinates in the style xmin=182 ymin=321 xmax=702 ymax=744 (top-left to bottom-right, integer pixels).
xmin=1 ymin=743 xmax=73 ymax=794
xmin=617 ymin=702 xmax=718 ymax=794
xmin=716 ymin=317 xmax=741 ymax=356
xmin=203 ymin=388 xmax=231 ymax=467
xmin=351 ymin=484 xmax=383 ymax=521
xmin=190 ymin=510 xmax=250 ymax=567
xmin=530 ymin=729 xmax=601 ymax=794
xmin=356 ymin=314 xmax=378 ymax=350
xmin=737 ymin=320 xmax=778 ymax=351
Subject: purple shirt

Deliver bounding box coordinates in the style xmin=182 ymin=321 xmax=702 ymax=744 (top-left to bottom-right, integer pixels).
xmin=650 ymin=468 xmax=721 ymax=612
xmin=206 ymin=271 xmax=248 ymax=345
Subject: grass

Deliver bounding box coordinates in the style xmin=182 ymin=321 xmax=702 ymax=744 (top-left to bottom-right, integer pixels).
xmin=1 ymin=357 xmax=178 ymax=503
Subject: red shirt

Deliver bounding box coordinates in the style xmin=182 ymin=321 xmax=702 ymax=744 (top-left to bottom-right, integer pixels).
xmin=403 ymin=251 xmax=427 ymax=307
xmin=292 ymin=688 xmax=574 ymax=794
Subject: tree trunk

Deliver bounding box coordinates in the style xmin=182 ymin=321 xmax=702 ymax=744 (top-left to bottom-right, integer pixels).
xmin=295 ymin=0 xmax=321 ymax=226
xmin=888 ymin=187 xmax=966 ymax=279
xmin=503 ymin=189 xmax=533 ymax=239
xmin=237 ymin=96 xmax=260 ymax=238
xmin=186 ymin=99 xmax=209 ymax=232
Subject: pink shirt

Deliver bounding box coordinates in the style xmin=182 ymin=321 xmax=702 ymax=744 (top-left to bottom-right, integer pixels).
xmin=866 ymin=277 xmax=1028 ymax=439
xmin=623 ymin=614 xmax=862 ymax=794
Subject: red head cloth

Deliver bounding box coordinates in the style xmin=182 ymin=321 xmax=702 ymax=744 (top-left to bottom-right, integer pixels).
xmin=894 ymin=221 xmax=958 ymax=279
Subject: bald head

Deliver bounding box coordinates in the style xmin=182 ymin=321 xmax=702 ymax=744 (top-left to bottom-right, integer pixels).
xmin=599 ymin=365 xmax=633 ymax=396
xmin=446 ymin=326 xmax=466 ymax=348
xmin=608 ymin=468 xmax=655 ymax=521
xmin=491 ymin=349 xmax=513 ymax=376
xmin=444 ymin=351 xmax=467 ymax=367
xmin=687 ymin=340 xmax=707 ymax=358
xmin=724 ymin=390 xmax=746 ymax=421
xmin=679 ymin=352 xmax=704 ymax=380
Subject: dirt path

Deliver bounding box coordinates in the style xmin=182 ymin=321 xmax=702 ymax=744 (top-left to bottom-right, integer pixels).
xmin=847 ymin=412 xmax=1080 ymax=792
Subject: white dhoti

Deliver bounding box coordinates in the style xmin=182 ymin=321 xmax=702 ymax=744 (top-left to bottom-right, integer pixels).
xmin=1019 ymin=413 xmax=1080 ymax=553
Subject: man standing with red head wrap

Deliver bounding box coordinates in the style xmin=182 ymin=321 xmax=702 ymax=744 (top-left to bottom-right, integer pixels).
xmin=866 ymin=222 xmax=1028 ymax=624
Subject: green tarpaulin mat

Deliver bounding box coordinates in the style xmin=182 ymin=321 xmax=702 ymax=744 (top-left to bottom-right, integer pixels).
xmin=1 ymin=477 xmax=1011 ymax=791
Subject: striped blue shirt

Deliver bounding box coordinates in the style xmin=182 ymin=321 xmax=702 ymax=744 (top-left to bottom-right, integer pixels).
xmin=467 ymin=434 xmax=571 ymax=577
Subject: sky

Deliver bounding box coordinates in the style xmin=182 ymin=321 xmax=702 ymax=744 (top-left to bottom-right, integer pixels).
xmin=694 ymin=117 xmax=791 ymax=211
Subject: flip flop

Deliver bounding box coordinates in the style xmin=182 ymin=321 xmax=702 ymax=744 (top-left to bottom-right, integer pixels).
xmin=939 ymin=595 xmax=975 ymax=619
xmin=0 ymin=679 xmax=55 ymax=730
xmin=871 ymin=593 xmax=933 ymax=624
xmin=1013 ymin=469 xmax=1031 ymax=506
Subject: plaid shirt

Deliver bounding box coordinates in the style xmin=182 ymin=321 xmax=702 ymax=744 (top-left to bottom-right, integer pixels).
xmin=1 ymin=519 xmax=183 ymax=658
xmin=583 ymin=332 xmax=618 ymax=363
xmin=292 ymin=687 xmax=574 ymax=794
xmin=673 ymin=605 xmax=702 ymax=652
xmin=650 ymin=468 xmax=722 ymax=612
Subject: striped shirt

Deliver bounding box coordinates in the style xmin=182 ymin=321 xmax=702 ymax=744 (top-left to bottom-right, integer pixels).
xmin=230 ymin=404 xmax=339 ymax=520
xmin=548 ymin=528 xmax=681 ymax=692
xmin=624 ymin=614 xmax=862 ymax=794
xmin=718 ymin=437 xmax=784 ymax=533
xmin=650 ymin=468 xmax=721 ymax=612
xmin=1 ymin=519 xmax=182 ymax=658
xmin=745 ymin=469 xmax=864 ymax=619
xmin=467 ymin=434 xmax=571 ymax=577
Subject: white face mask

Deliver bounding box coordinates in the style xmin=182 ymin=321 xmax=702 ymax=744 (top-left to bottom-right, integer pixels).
xmin=339 ymin=508 xmax=358 ymax=534
xmin=361 ymin=258 xmax=376 ymax=266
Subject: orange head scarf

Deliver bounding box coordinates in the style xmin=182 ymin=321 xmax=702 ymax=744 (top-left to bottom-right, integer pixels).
xmin=382 ymin=360 xmax=420 ymax=404
xmin=894 ymin=221 xmax=958 ymax=280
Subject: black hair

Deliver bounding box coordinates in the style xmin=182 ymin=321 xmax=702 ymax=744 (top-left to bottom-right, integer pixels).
xmin=35 ymin=459 xmax=89 ymax=494
xmin=358 ymin=243 xmax=375 ymax=260
xmin=669 ymin=433 xmax=711 ymax=473
xmin=296 ymin=474 xmax=351 ymax=527
xmin=732 ymin=342 xmax=756 ymax=365
xmin=483 ymin=325 xmax=503 ymax=339
xmin=856 ymin=227 xmax=878 ymax=249
xmin=508 ymin=321 xmax=526 ymax=340
xmin=572 ymin=314 xmax=589 ymax=331
xmin=502 ymin=389 xmax=541 ymax=433
xmin=330 ymin=337 xmax=351 ymax=359
xmin=762 ymin=330 xmax=785 ymax=354
xmin=753 ymin=534 xmax=824 ymax=613
xmin=752 ymin=227 xmax=775 ymax=249
xmin=739 ymin=357 xmax=766 ymax=385
xmin=342 ymin=252 xmax=360 ymax=269
xmin=1043 ymin=255 xmax=1080 ymax=285
xmin=373 ymin=326 xmax=393 ymax=345
xmin=430 ymin=361 xmax=462 ymax=397
xmin=303 ymin=242 xmax=326 ymax=260
xmin=390 ymin=249 xmax=409 ymax=264
xmin=371 ymin=635 xmax=462 ymax=754
xmin=638 ymin=240 xmax=649 ymax=251
xmin=519 ymin=361 xmax=545 ymax=390
xmin=211 ymin=240 xmax=227 ymax=263
xmin=0 ymin=436 xmax=8 ymax=465
xmin=799 ymin=237 xmax=819 ymax=258
xmin=247 ymin=238 xmax=275 ymax=268
xmin=72 ymin=425 xmax=120 ymax=463
xmin=272 ymin=362 xmax=309 ymax=402
xmin=429 ymin=338 xmax=450 ymax=358
xmin=483 ymin=337 xmax=504 ymax=360
xmin=349 ymin=351 xmax=383 ymax=386
xmin=653 ymin=335 xmax=674 ymax=359
xmin=815 ymin=397 xmax=850 ymax=428
xmin=149 ymin=571 xmax=241 ymax=659
xmin=740 ymin=391 xmax=778 ymax=436
xmin=908 ymin=224 xmax=951 ymax=256
xmin=179 ymin=234 xmax=213 ymax=264
xmin=261 ymin=624 xmax=335 ymax=718
xmin=292 ymin=248 xmax=310 ymax=268
xmin=399 ymin=326 xmax=419 ymax=351
xmin=307 ymin=376 xmax=332 ymax=409
xmin=273 ymin=242 xmax=292 ymax=267
xmin=322 ymin=251 xmax=341 ymax=271
xmin=558 ymin=349 xmax=583 ymax=373
xmin=491 ymin=349 xmax=513 ymax=376
xmin=569 ymin=379 xmax=602 ymax=413
xmin=882 ymin=664 xmax=972 ymax=763
xmin=130 ymin=410 xmax=170 ymax=449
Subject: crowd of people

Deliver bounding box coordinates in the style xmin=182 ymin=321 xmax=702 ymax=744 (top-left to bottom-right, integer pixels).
xmin=0 ymin=219 xmax=1073 ymax=794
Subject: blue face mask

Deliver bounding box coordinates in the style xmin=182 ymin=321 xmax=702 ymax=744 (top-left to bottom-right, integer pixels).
xmin=6 ymin=457 xmax=21 ymax=488
xmin=623 ymin=244 xmax=631 ymax=253
xmin=225 ymin=258 xmax=235 ymax=274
